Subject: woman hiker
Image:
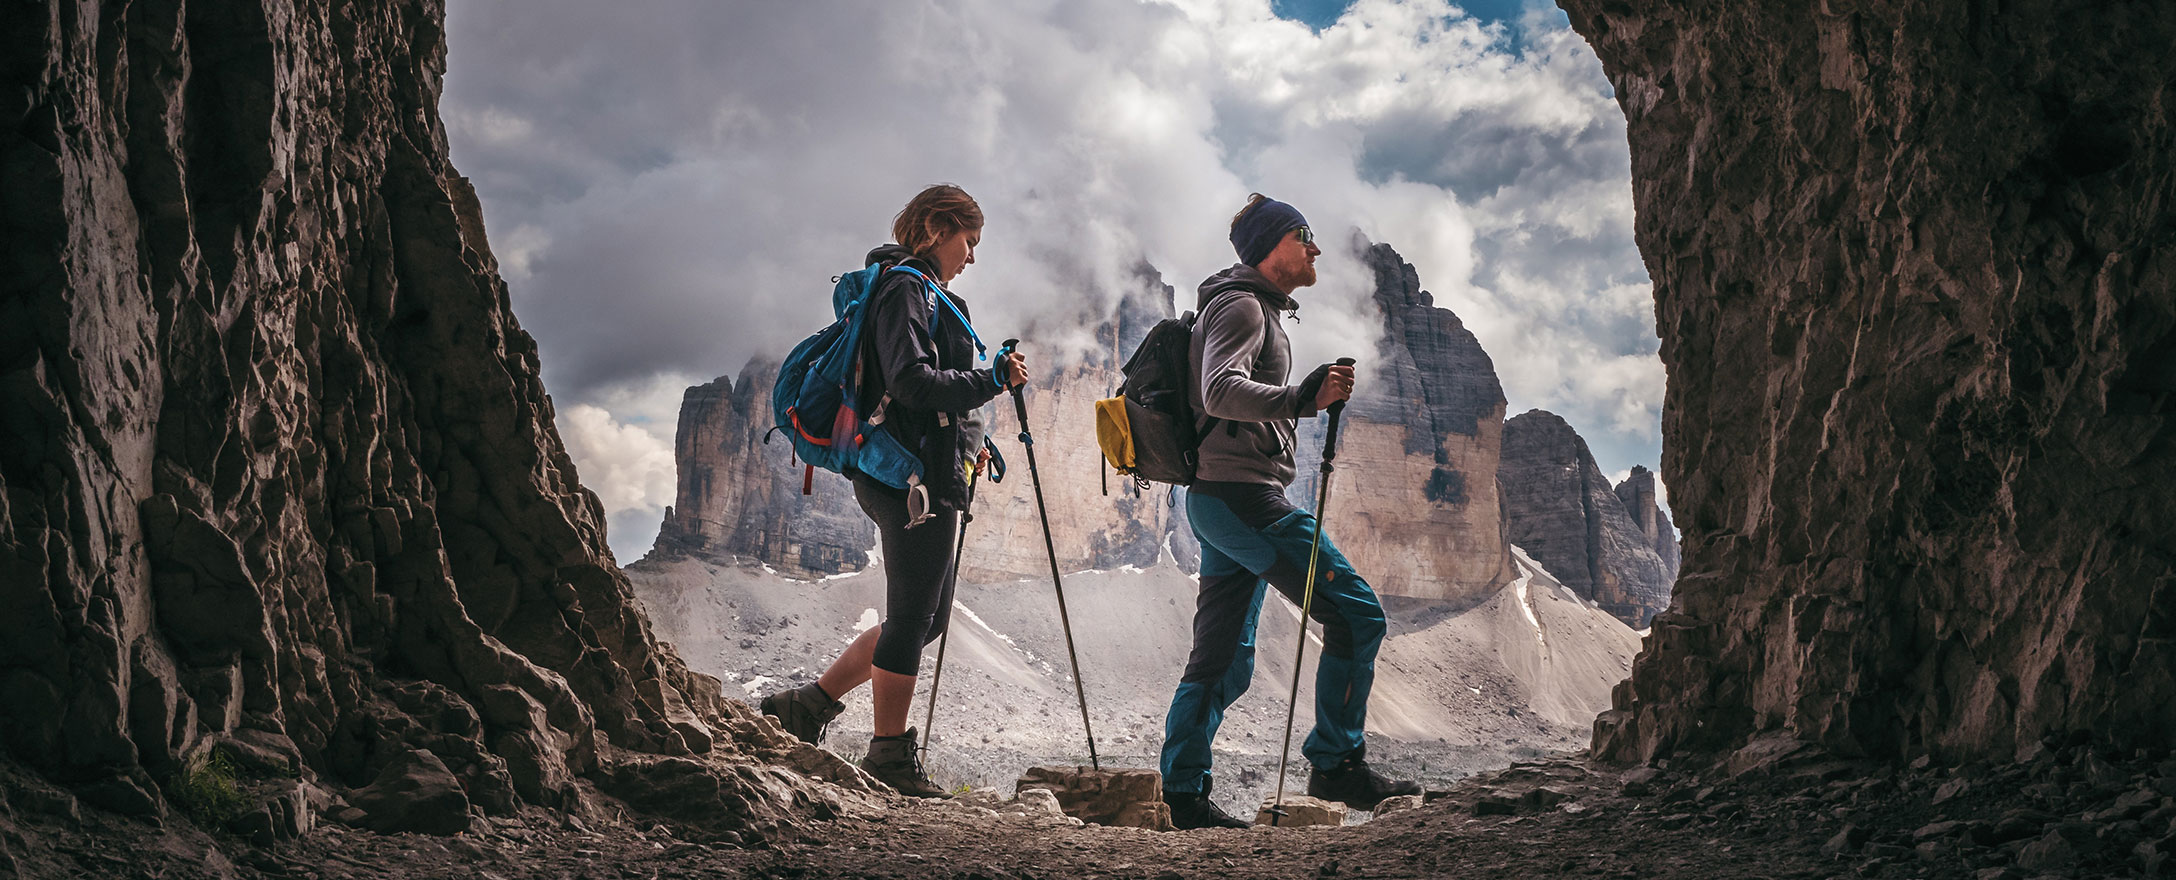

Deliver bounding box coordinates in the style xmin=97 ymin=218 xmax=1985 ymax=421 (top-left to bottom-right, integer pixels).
xmin=759 ymin=184 xmax=1028 ymax=798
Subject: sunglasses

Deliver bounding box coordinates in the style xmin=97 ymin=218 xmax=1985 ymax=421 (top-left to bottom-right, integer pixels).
xmin=1292 ymin=226 xmax=1314 ymax=246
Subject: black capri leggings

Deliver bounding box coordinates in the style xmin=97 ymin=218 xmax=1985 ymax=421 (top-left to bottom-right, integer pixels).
xmin=853 ymin=473 xmax=961 ymax=676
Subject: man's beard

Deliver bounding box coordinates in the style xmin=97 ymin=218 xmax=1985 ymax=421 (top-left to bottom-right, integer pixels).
xmin=1268 ymin=261 xmax=1316 ymax=291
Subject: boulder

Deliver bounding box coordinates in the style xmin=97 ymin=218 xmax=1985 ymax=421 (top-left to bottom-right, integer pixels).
xmin=74 ymin=772 xmax=163 ymax=818
xmin=347 ymin=750 xmax=470 ymax=836
xmin=232 ymin=781 xmax=318 ymax=845
xmin=1472 ymin=792 xmax=1519 ymax=816
xmin=2016 ymin=831 xmax=2074 ymax=872
xmin=1014 ymin=788 xmax=1065 ymax=818
xmin=1114 ymin=800 xmax=1173 ymax=831
xmin=1015 ymin=766 xmax=1168 ymax=830
xmin=597 ymin=754 xmax=852 ymax=835
xmin=1256 ymin=795 xmax=1345 ymax=828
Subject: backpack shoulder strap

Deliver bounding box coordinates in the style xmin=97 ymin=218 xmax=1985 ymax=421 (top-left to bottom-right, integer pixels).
xmin=884 ymin=264 xmax=988 ymax=362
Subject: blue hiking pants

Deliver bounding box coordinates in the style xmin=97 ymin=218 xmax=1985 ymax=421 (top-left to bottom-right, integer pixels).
xmin=1159 ymin=488 xmax=1386 ymax=794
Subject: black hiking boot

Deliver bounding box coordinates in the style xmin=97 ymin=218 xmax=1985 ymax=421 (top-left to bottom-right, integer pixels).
xmin=1305 ymin=744 xmax=1421 ymax=811
xmin=861 ymin=728 xmax=948 ymax=798
xmin=1165 ymin=782 xmax=1250 ymax=830
xmin=758 ymin=682 xmax=843 ymax=746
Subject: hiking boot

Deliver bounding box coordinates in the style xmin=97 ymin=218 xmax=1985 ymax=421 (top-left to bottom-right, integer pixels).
xmin=861 ymin=728 xmax=948 ymax=798
xmin=1165 ymin=782 xmax=1250 ymax=830
xmin=1306 ymin=745 xmax=1421 ymax=811
xmin=1305 ymin=744 xmax=1427 ymax=805
xmin=758 ymin=682 xmax=843 ymax=746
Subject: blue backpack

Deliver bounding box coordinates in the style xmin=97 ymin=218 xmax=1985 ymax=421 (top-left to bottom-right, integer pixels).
xmin=769 ymin=262 xmax=986 ymax=493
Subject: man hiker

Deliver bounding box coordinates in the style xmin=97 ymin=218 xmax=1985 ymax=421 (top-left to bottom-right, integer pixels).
xmin=1159 ymin=194 xmax=1422 ymax=829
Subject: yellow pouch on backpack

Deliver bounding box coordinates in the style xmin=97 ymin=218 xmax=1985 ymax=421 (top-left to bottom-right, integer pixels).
xmin=1093 ymin=397 xmax=1135 ymax=471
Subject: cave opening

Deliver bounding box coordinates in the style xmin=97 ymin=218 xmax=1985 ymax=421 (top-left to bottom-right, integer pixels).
xmin=6 ymin=0 xmax=2173 ymax=877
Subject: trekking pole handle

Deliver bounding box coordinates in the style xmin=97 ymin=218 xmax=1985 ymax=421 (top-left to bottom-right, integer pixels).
xmin=1000 ymin=339 xmax=1032 ymax=445
xmin=1321 ymin=357 xmax=1355 ymax=467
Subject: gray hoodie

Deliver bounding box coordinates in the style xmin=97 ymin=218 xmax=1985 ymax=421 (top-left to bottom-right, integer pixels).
xmin=1189 ymin=264 xmax=1319 ymax=487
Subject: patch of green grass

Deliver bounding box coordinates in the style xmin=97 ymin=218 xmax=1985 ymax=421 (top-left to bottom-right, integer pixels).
xmin=167 ymin=751 xmax=250 ymax=829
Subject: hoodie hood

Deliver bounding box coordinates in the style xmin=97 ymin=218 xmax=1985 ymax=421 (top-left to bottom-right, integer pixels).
xmin=1196 ymin=263 xmax=1297 ymax=313
xmin=865 ymin=243 xmax=929 ymax=272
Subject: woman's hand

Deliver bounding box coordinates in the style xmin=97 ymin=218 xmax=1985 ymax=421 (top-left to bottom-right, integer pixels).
xmin=1001 ymin=350 xmax=1029 ymax=389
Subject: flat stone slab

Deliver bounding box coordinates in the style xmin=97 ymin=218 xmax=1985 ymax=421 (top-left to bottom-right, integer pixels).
xmin=1016 ymin=767 xmax=1170 ymax=830
xmin=1014 ymin=787 xmax=1066 ymax=818
xmin=1256 ymin=795 xmax=1345 ymax=827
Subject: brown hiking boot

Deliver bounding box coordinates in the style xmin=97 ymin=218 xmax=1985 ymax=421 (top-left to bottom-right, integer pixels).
xmin=758 ymin=682 xmax=844 ymax=746
xmin=861 ymin=728 xmax=948 ymax=798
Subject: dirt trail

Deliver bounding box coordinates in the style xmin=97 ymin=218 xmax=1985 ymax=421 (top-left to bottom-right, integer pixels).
xmin=9 ymin=715 xmax=2162 ymax=879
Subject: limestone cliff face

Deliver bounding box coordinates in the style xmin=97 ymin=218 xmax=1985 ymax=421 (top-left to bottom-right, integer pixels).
xmin=1499 ymin=411 xmax=1673 ymax=627
xmin=651 ymin=362 xmax=873 ymax=579
xmin=1612 ymin=466 xmax=1681 ymax=583
xmin=1566 ymin=0 xmax=2176 ymax=762
xmin=2 ymin=0 xmax=845 ymax=834
xmin=1295 ymin=240 xmax=1513 ymax=601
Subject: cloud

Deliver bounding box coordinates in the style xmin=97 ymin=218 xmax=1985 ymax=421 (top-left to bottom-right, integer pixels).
xmin=442 ymin=0 xmax=1665 ymax=559
xmin=558 ymin=403 xmax=675 ymax=519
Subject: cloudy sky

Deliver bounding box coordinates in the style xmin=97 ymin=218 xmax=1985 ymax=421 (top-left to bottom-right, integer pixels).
xmin=441 ymin=0 xmax=1666 ymax=562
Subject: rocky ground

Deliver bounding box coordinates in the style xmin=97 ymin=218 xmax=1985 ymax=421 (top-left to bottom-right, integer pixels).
xmin=624 ymin=548 xmax=1639 ymax=819
xmin=9 ymin=737 xmax=2176 ymax=878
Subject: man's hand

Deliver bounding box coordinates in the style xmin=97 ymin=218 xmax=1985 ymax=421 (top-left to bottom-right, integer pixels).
xmin=1000 ymin=350 xmax=1029 ymax=389
xmin=1311 ymin=362 xmax=1354 ymax=410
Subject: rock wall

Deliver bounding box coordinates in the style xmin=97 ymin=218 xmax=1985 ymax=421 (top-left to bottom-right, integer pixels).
xmin=1499 ymin=411 xmax=1673 ymax=626
xmin=1612 ymin=466 xmax=1680 ymax=583
xmin=0 ymin=0 xmax=841 ymax=834
xmin=1566 ymin=0 xmax=2176 ymax=762
xmin=1294 ymin=239 xmax=1513 ymax=602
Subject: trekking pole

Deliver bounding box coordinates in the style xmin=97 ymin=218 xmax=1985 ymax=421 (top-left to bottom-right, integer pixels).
xmin=919 ymin=475 xmax=973 ymax=764
xmin=1270 ymin=356 xmax=1355 ymax=826
xmin=920 ymin=438 xmax=1005 ymax=764
xmin=999 ymin=339 xmax=1100 ymax=771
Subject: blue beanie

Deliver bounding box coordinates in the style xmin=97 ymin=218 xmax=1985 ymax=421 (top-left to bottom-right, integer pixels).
xmin=1230 ymin=197 xmax=1307 ymax=267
